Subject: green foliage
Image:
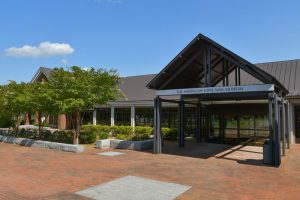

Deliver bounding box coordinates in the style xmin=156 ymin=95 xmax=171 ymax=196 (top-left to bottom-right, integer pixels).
xmin=48 ymin=131 xmax=73 ymax=144
xmin=48 ymin=66 xmax=121 ymax=144
xmin=111 ymin=126 xmax=133 ymax=136
xmin=161 ymin=127 xmax=178 ymax=140
xmin=79 ymin=131 xmax=97 ymax=144
xmin=133 ymin=126 xmax=152 ymax=141
xmin=0 ymin=113 xmax=13 ymax=128
xmin=81 ymin=125 xmax=110 ymax=143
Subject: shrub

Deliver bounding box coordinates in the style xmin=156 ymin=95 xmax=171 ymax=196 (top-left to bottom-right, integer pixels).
xmin=49 ymin=131 xmax=73 ymax=144
xmin=111 ymin=126 xmax=133 ymax=136
xmin=98 ymin=132 xmax=109 ymax=140
xmin=80 ymin=130 xmax=97 ymax=144
xmin=162 ymin=127 xmax=178 ymax=140
xmin=133 ymin=126 xmax=152 ymax=141
xmin=115 ymin=133 xmax=132 ymax=140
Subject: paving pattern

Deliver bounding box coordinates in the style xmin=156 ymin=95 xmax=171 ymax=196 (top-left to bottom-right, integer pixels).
xmin=0 ymin=141 xmax=300 ymax=200
xmin=76 ymin=175 xmax=191 ymax=200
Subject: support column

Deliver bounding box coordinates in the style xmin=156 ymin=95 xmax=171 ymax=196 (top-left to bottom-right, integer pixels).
xmin=154 ymin=97 xmax=162 ymax=154
xmin=274 ymin=94 xmax=281 ymax=166
xmin=196 ymin=103 xmax=201 ymax=143
xmin=268 ymin=93 xmax=274 ymax=165
xmin=282 ymin=99 xmax=286 ymax=156
xmin=93 ymin=109 xmax=97 ymax=125
xmin=179 ymin=98 xmax=185 ymax=147
xmin=111 ymin=107 xmax=115 ymax=126
xmin=131 ymin=106 xmax=135 ymax=128
xmin=286 ymin=101 xmax=292 ymax=149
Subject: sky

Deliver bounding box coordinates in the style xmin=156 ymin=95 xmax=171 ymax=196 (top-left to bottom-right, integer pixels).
xmin=0 ymin=0 xmax=300 ymax=84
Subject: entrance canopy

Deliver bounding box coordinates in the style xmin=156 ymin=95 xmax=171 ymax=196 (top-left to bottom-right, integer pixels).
xmin=147 ymin=33 xmax=288 ymax=94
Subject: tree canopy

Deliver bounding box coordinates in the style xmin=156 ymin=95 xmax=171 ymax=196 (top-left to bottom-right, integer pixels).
xmin=0 ymin=66 xmax=121 ymax=144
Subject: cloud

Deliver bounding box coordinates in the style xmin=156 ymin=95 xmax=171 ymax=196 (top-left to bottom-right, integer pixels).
xmin=5 ymin=42 xmax=74 ymax=57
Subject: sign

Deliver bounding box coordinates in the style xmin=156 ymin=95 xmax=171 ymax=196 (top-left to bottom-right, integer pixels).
xmin=156 ymin=84 xmax=274 ymax=96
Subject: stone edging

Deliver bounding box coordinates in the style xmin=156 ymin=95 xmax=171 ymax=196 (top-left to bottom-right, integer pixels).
xmin=96 ymin=139 xmax=154 ymax=151
xmin=0 ymin=135 xmax=85 ymax=153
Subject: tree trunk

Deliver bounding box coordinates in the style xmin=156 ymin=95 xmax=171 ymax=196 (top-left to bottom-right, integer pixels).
xmin=74 ymin=111 xmax=81 ymax=145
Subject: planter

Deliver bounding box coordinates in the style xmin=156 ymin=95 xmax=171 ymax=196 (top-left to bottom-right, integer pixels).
xmin=0 ymin=135 xmax=85 ymax=153
xmin=96 ymin=139 xmax=154 ymax=151
xmin=96 ymin=139 xmax=111 ymax=149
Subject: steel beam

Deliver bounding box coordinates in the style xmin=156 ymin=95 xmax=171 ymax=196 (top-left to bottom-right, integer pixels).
xmin=287 ymin=102 xmax=291 ymax=148
xmin=154 ymin=97 xmax=162 ymax=154
xmin=268 ymin=93 xmax=274 ymax=165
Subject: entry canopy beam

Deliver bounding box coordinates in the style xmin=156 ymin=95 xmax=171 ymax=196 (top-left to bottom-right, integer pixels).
xmin=156 ymin=84 xmax=274 ymax=96
xmin=147 ymin=33 xmax=288 ymax=94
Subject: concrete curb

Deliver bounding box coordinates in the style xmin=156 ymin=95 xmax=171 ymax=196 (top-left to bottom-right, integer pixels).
xmin=0 ymin=135 xmax=85 ymax=153
xmin=96 ymin=139 xmax=153 ymax=151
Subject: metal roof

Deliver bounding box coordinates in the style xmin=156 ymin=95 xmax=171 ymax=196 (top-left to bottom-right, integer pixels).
xmin=31 ymin=67 xmax=53 ymax=82
xmin=223 ymin=59 xmax=300 ymax=97
xmin=146 ymin=33 xmax=288 ymax=93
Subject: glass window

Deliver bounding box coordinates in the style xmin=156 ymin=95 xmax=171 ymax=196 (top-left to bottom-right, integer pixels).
xmin=82 ymin=111 xmax=93 ymax=125
xmin=240 ymin=115 xmax=254 ymax=138
xmin=224 ymin=114 xmax=238 ymax=138
xmin=255 ymin=115 xmax=269 ymax=137
xmin=115 ymin=108 xmax=131 ymax=126
xmin=135 ymin=107 xmax=153 ymax=127
xmin=210 ymin=115 xmax=220 ymax=138
xmin=161 ymin=107 xmax=178 ymax=128
xmin=96 ymin=108 xmax=111 ymax=125
xmin=185 ymin=107 xmax=196 ymax=136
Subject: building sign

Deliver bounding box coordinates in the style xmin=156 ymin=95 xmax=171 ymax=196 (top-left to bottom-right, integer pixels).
xmin=156 ymin=84 xmax=274 ymax=96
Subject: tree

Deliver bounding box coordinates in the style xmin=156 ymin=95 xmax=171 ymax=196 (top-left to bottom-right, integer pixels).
xmin=48 ymin=66 xmax=120 ymax=144
xmin=26 ymin=82 xmax=58 ymax=134
xmin=0 ymin=81 xmax=32 ymax=134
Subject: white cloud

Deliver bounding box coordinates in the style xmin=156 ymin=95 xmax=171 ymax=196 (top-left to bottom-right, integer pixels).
xmin=5 ymin=42 xmax=74 ymax=57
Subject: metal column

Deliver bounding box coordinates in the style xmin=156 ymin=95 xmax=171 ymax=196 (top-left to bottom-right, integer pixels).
xmin=268 ymin=93 xmax=274 ymax=165
xmin=154 ymin=97 xmax=162 ymax=154
xmin=287 ymin=102 xmax=291 ymax=148
xmin=274 ymin=94 xmax=281 ymax=166
xmin=196 ymin=103 xmax=201 ymax=143
xmin=282 ymin=99 xmax=286 ymax=156
xmin=179 ymin=98 xmax=185 ymax=147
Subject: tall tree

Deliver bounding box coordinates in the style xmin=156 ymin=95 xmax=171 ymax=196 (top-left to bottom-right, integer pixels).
xmin=48 ymin=66 xmax=120 ymax=144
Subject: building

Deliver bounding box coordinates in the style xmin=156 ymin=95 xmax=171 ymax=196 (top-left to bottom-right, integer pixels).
xmin=31 ymin=34 xmax=300 ymax=166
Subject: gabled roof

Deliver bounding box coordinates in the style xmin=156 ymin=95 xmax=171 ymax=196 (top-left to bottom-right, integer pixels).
xmin=147 ymin=33 xmax=288 ymax=93
xmin=31 ymin=67 xmax=52 ymax=83
xmin=223 ymin=59 xmax=300 ymax=96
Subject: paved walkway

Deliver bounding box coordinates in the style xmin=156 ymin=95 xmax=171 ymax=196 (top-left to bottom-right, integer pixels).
xmin=0 ymin=142 xmax=299 ymax=199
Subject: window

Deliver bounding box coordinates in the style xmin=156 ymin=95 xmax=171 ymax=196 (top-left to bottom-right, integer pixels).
xmin=115 ymin=108 xmax=131 ymax=126
xmin=135 ymin=107 xmax=153 ymax=127
xmin=96 ymin=108 xmax=111 ymax=125
xmin=161 ymin=107 xmax=178 ymax=128
xmin=82 ymin=111 xmax=93 ymax=125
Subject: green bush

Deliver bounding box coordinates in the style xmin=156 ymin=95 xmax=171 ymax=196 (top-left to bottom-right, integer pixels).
xmin=0 ymin=113 xmax=13 ymax=128
xmin=162 ymin=127 xmax=178 ymax=140
xmin=98 ymin=132 xmax=109 ymax=140
xmin=80 ymin=130 xmax=97 ymax=144
xmin=133 ymin=126 xmax=152 ymax=141
xmin=49 ymin=131 xmax=73 ymax=144
xmin=111 ymin=126 xmax=133 ymax=136
xmin=115 ymin=133 xmax=132 ymax=140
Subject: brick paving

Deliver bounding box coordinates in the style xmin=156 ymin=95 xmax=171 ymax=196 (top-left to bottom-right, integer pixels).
xmin=0 ymin=141 xmax=300 ymax=200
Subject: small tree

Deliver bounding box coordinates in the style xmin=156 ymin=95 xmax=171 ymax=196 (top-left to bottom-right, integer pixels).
xmin=0 ymin=81 xmax=32 ymax=134
xmin=48 ymin=66 xmax=120 ymax=144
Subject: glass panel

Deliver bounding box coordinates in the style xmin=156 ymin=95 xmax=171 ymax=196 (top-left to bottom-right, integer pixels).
xmin=210 ymin=115 xmax=220 ymax=138
xmin=240 ymin=115 xmax=254 ymax=138
xmin=255 ymin=115 xmax=269 ymax=137
xmin=135 ymin=107 xmax=154 ymax=127
xmin=82 ymin=111 xmax=93 ymax=125
xmin=96 ymin=108 xmax=111 ymax=125
xmin=161 ymin=107 xmax=178 ymax=128
xmin=115 ymin=108 xmax=131 ymax=126
xmin=224 ymin=114 xmax=237 ymax=138
xmin=185 ymin=107 xmax=196 ymax=136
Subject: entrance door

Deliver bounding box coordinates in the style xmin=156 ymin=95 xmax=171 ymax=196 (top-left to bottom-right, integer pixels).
xmin=295 ymin=107 xmax=300 ymax=143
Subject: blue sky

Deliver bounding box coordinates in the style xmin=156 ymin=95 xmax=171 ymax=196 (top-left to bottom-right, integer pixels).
xmin=1 ymin=0 xmax=300 ymax=84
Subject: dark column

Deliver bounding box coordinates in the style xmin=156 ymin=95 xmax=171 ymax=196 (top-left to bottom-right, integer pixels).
xmin=268 ymin=93 xmax=274 ymax=165
xmin=196 ymin=103 xmax=201 ymax=143
xmin=179 ymin=98 xmax=185 ymax=147
xmin=274 ymin=94 xmax=281 ymax=166
xmin=237 ymin=115 xmax=240 ymax=142
xmin=154 ymin=97 xmax=162 ymax=154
